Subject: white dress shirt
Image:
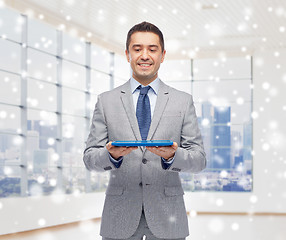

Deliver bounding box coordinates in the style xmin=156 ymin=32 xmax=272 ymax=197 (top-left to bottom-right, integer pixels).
xmin=130 ymin=76 xmax=159 ymax=119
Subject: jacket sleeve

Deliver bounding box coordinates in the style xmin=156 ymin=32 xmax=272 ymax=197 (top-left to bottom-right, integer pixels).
xmin=83 ymin=95 xmax=117 ymax=172
xmin=167 ymin=95 xmax=206 ymax=173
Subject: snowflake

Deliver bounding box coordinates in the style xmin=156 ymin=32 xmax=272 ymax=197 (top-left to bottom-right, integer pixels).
xmin=216 ymin=198 xmax=224 ymax=207
xmin=279 ymin=26 xmax=285 ymax=33
xmin=64 ymin=0 xmax=75 ymax=6
xmin=37 ymin=175 xmax=45 ymax=184
xmin=231 ymin=222 xmax=240 ymax=231
xmin=236 ymin=97 xmax=244 ymax=105
xmin=201 ymin=118 xmax=210 ymax=126
xmin=49 ymin=179 xmax=57 ymax=187
xmin=119 ymin=16 xmax=127 ymax=25
xmin=238 ymin=177 xmax=248 ymax=187
xmin=251 ymin=111 xmax=259 ymax=119
xmin=237 ymin=23 xmax=248 ymax=32
xmin=269 ymin=121 xmax=278 ymax=129
xmin=73 ymin=44 xmax=83 ymax=54
xmin=249 ymin=195 xmax=258 ymax=203
xmin=13 ymin=136 xmax=23 ymax=146
xmin=0 ymin=111 xmax=7 ymax=119
xmin=47 ymin=138 xmax=55 ymax=146
xmin=254 ymin=58 xmax=264 ymax=67
xmin=190 ymin=210 xmax=197 ymax=217
xmin=38 ymin=218 xmax=46 ymax=226
xmin=241 ymin=46 xmax=247 ymax=52
xmin=169 ymin=216 xmax=177 ymax=223
xmin=73 ymin=189 xmax=81 ymax=197
xmin=262 ymin=143 xmax=270 ymax=151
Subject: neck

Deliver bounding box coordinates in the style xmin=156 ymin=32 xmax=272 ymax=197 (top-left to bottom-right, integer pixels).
xmin=133 ymin=75 xmax=157 ymax=86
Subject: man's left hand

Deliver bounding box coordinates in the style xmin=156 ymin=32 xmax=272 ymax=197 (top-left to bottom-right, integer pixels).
xmin=146 ymin=142 xmax=178 ymax=160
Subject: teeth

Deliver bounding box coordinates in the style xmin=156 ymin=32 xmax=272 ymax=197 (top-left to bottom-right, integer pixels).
xmin=140 ymin=64 xmax=151 ymax=66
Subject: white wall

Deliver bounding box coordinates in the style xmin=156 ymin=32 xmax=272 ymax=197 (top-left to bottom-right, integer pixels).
xmin=1 ymin=48 xmax=286 ymax=235
xmin=251 ymin=47 xmax=286 ymax=212
xmin=0 ymin=193 xmax=105 ymax=235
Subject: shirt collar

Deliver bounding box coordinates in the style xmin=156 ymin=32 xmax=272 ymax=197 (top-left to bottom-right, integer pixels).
xmin=130 ymin=76 xmax=159 ymax=95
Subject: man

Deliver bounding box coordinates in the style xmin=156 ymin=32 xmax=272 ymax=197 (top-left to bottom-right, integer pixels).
xmin=83 ymin=22 xmax=206 ymax=240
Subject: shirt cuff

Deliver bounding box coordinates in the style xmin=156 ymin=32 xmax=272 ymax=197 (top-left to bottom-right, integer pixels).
xmin=161 ymin=153 xmax=176 ymax=170
xmin=108 ymin=153 xmax=123 ymax=168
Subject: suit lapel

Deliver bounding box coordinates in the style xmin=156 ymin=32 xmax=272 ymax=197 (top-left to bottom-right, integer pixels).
xmin=147 ymin=80 xmax=169 ymax=140
xmin=120 ymin=80 xmax=142 ymax=142
xmin=119 ymin=79 xmax=170 ymax=152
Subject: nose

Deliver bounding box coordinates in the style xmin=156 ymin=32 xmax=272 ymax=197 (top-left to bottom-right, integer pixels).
xmin=140 ymin=49 xmax=149 ymax=60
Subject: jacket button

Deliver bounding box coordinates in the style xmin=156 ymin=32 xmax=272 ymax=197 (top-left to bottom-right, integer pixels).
xmin=139 ymin=182 xmax=142 ymax=186
xmin=142 ymin=158 xmax=147 ymax=164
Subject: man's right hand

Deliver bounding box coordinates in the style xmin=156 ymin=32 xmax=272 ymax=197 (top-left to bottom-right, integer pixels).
xmin=106 ymin=141 xmax=138 ymax=160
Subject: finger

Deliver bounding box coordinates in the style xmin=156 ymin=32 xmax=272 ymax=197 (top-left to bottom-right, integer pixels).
xmin=146 ymin=146 xmax=160 ymax=150
xmin=129 ymin=146 xmax=138 ymax=150
xmin=121 ymin=146 xmax=137 ymax=153
xmin=173 ymin=142 xmax=178 ymax=149
xmin=109 ymin=146 xmax=125 ymax=155
xmin=106 ymin=141 xmax=113 ymax=150
xmin=146 ymin=147 xmax=159 ymax=154
xmin=123 ymin=146 xmax=137 ymax=152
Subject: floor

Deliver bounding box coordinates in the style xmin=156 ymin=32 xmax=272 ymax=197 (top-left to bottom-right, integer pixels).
xmin=1 ymin=214 xmax=286 ymax=240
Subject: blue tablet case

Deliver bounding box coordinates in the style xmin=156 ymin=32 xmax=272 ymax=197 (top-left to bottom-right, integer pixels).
xmin=111 ymin=140 xmax=173 ymax=147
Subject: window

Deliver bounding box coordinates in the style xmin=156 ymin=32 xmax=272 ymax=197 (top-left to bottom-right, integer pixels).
xmin=0 ymin=7 xmax=114 ymax=198
xmin=160 ymin=58 xmax=253 ymax=192
xmin=0 ymin=6 xmax=253 ymax=198
xmin=0 ymin=8 xmax=24 ymax=198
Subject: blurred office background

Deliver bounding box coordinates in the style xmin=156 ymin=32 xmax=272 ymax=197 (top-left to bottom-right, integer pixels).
xmin=0 ymin=0 xmax=285 ymax=239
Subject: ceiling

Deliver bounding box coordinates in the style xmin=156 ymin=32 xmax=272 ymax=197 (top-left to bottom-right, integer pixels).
xmin=5 ymin=0 xmax=286 ymax=59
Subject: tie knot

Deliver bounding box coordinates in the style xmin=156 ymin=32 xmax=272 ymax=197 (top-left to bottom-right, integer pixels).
xmin=138 ymin=85 xmax=151 ymax=95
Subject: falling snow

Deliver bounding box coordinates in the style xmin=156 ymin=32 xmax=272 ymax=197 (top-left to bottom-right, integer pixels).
xmin=250 ymin=195 xmax=258 ymax=204
xmin=169 ymin=216 xmax=177 ymax=223
xmin=231 ymin=222 xmax=240 ymax=231
xmin=216 ymin=198 xmax=224 ymax=207
xmin=38 ymin=218 xmax=46 ymax=226
xmin=0 ymin=3 xmax=286 ymax=239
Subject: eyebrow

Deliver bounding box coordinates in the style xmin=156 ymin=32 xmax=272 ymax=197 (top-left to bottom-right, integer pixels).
xmin=132 ymin=44 xmax=159 ymax=48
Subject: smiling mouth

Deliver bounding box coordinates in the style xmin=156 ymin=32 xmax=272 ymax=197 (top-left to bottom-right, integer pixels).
xmin=138 ymin=63 xmax=152 ymax=67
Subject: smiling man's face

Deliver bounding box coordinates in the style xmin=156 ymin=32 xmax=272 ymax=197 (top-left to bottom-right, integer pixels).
xmin=125 ymin=31 xmax=166 ymax=86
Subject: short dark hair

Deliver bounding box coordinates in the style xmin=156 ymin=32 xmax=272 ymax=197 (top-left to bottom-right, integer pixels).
xmin=126 ymin=21 xmax=165 ymax=53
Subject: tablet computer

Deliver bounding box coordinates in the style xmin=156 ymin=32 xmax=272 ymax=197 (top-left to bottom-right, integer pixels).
xmin=111 ymin=140 xmax=173 ymax=147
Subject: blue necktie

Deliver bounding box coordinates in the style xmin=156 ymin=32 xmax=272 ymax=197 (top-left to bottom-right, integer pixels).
xmin=136 ymin=85 xmax=151 ymax=141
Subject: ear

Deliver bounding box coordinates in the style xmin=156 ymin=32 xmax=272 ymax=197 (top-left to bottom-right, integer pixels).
xmin=161 ymin=50 xmax=166 ymax=63
xmin=125 ymin=50 xmax=130 ymax=62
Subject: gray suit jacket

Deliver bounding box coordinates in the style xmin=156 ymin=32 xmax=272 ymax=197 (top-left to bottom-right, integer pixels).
xmin=83 ymin=79 xmax=206 ymax=239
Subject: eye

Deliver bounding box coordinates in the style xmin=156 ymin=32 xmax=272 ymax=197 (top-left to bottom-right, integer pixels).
xmin=134 ymin=48 xmax=140 ymax=52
